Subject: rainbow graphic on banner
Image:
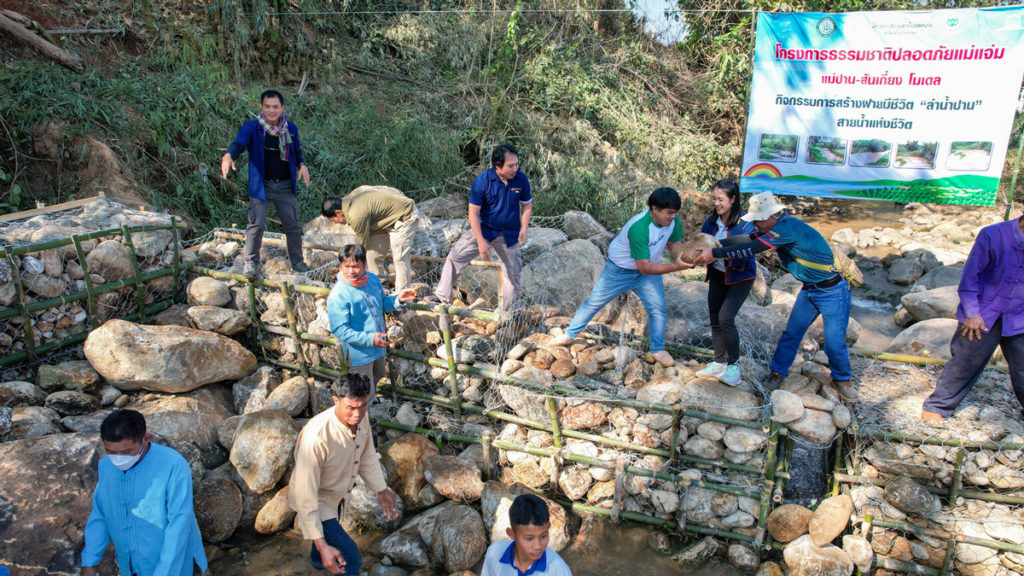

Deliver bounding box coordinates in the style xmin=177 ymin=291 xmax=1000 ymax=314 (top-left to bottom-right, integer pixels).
xmin=743 ymin=163 xmax=782 ymax=178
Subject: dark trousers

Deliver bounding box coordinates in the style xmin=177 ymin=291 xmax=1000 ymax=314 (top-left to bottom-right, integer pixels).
xmin=923 ymin=316 xmax=1024 ymax=417
xmin=245 ymin=179 xmax=305 ymax=267
xmin=707 ymin=267 xmax=753 ymax=364
xmin=310 ymin=518 xmax=361 ymax=575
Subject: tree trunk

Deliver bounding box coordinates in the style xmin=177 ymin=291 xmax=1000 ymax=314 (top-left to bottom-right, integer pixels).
xmin=0 ymin=11 xmax=85 ymax=73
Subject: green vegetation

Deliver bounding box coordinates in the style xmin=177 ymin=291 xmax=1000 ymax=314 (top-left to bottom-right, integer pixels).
xmin=807 ymin=136 xmax=846 ymax=164
xmin=0 ymin=0 xmax=739 ymax=233
xmin=951 ymin=141 xmax=993 ymax=154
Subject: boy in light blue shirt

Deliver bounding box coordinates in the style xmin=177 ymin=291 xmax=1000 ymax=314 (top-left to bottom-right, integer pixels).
xmin=481 ymin=494 xmax=572 ymax=576
xmin=81 ymin=410 xmax=206 ymax=576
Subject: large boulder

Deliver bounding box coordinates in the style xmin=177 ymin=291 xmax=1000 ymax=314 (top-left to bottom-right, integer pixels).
xmin=128 ymin=387 xmax=233 ymax=468
xmin=0 ymin=433 xmax=117 ymax=575
xmin=44 ymin=390 xmax=100 ymax=416
xmin=427 ymin=504 xmax=488 ymax=572
xmin=84 ymin=319 xmax=257 ymax=393
xmin=381 ymin=433 xmax=440 ymax=510
xmin=0 ymin=381 xmax=47 ymax=407
xmin=783 ymin=534 xmax=854 ymax=576
xmin=808 ymin=494 xmax=853 ymax=546
xmin=262 ymin=375 xmax=309 ymax=417
xmin=85 ymin=239 xmax=133 ymax=281
xmin=481 ymin=481 xmax=570 ymax=551
xmin=900 ymin=285 xmax=959 ymax=322
xmin=522 ymin=239 xmax=606 ymax=316
xmin=885 ymin=318 xmax=958 ymax=360
xmin=787 ymin=409 xmax=838 ymax=445
xmin=255 ymin=486 xmax=296 ymax=535
xmin=229 ymin=410 xmax=298 ymax=494
xmin=423 ymin=455 xmax=484 ymax=503
xmin=521 ymin=227 xmax=569 ymax=262
xmin=186 ymin=306 xmax=252 ymax=336
xmin=678 ymin=378 xmax=761 ymax=421
xmin=36 ymin=361 xmax=101 ymax=392
xmin=883 ymin=476 xmax=940 ymax=516
xmin=8 ymin=406 xmax=63 ymax=440
xmin=767 ymin=504 xmax=814 ymax=543
xmin=918 ymin=265 xmax=963 ymax=290
xmin=186 ymin=276 xmax=232 ymax=307
xmin=379 ymin=501 xmax=457 ymax=568
xmin=341 ymin=481 xmax=405 ymax=532
xmin=195 ymin=476 xmax=243 ymax=543
xmin=563 ymin=211 xmax=608 ymax=239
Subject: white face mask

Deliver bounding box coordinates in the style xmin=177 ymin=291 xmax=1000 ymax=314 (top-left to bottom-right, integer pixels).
xmin=109 ymin=444 xmax=145 ymax=471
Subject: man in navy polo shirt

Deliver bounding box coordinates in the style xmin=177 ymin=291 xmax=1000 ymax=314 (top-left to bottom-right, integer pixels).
xmin=431 ymin=143 xmax=532 ymax=311
xmin=695 ymin=191 xmax=856 ymax=401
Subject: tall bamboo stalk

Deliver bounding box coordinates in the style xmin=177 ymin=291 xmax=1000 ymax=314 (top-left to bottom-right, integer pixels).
xmin=279 ymin=282 xmax=309 ymax=378
xmin=5 ymin=252 xmax=37 ymax=363
xmin=71 ymin=234 xmax=99 ymax=330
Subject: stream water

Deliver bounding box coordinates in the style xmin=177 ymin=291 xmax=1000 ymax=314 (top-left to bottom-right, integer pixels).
xmin=207 ymin=518 xmax=747 ymax=576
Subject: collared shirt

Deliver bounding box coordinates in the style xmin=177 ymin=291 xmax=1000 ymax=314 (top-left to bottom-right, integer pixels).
xmin=341 ymin=186 xmax=416 ymax=246
xmin=754 ymin=212 xmax=834 ymax=284
xmin=607 ymin=209 xmax=684 ymax=270
xmin=225 ymin=118 xmax=305 ymax=201
xmin=481 ymin=540 xmax=572 ymax=576
xmin=82 ymin=443 xmax=208 ymax=576
xmin=326 ymin=271 xmax=401 ymax=368
xmin=288 ymin=408 xmax=388 ymax=540
xmin=957 ymin=217 xmax=1024 ymax=337
xmin=469 ymin=167 xmax=532 ymax=247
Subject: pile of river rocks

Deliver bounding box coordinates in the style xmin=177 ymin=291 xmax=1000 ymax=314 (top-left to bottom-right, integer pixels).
xmin=0 ymin=198 xmax=181 ymax=357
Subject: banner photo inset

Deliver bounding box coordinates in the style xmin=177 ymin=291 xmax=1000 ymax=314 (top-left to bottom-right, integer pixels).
xmin=741 ymin=7 xmax=1024 ymax=206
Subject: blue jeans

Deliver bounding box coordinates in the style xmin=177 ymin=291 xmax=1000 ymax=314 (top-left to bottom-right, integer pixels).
xmin=770 ymin=277 xmax=852 ymax=382
xmin=310 ymin=519 xmax=361 ymax=575
xmin=565 ymin=261 xmax=667 ymax=352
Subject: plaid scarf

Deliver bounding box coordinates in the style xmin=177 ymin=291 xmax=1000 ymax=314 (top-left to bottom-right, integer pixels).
xmin=257 ymin=112 xmax=291 ymax=162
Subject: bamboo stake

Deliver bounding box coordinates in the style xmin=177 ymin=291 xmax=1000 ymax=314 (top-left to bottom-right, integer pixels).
xmin=439 ymin=310 xmax=462 ymax=422
xmin=939 ymin=537 xmax=956 ymax=576
xmin=120 ymin=225 xmax=147 ymax=323
xmin=834 ymin=472 xmax=1024 ymax=506
xmin=482 ymin=434 xmax=492 ymax=480
xmin=5 ymin=252 xmax=37 ymax=363
xmin=547 ymin=393 xmax=562 ymax=449
xmin=280 ymin=282 xmax=309 ymax=378
xmin=668 ymin=407 xmax=682 ymax=464
xmin=70 ymin=234 xmax=99 ymax=330
xmin=948 ymin=449 xmax=965 ymax=508
xmin=873 ymin=557 xmax=940 ymax=576
xmin=755 ymin=420 xmax=780 ymax=551
xmin=855 ymin=428 xmax=1024 ymax=452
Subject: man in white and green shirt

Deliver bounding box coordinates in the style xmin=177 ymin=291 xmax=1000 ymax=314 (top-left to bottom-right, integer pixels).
xmin=551 ymin=187 xmax=695 ymax=366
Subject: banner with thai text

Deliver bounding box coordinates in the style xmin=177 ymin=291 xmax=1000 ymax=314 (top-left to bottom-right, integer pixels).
xmin=741 ymin=7 xmax=1024 ymax=205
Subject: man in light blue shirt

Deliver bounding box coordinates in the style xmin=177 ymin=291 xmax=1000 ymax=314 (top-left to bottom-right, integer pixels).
xmin=327 ymin=244 xmax=416 ymax=399
xmin=81 ymin=410 xmax=207 ymax=576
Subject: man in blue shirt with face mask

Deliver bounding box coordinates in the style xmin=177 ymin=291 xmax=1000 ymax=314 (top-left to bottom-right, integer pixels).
xmin=81 ymin=410 xmax=207 ymax=576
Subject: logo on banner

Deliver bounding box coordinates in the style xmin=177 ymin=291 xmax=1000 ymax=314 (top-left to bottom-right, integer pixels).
xmin=816 ymin=17 xmax=838 ymax=37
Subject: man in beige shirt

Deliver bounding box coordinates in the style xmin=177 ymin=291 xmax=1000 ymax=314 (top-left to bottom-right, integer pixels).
xmin=321 ymin=186 xmax=421 ymax=292
xmin=289 ymin=373 xmax=399 ymax=575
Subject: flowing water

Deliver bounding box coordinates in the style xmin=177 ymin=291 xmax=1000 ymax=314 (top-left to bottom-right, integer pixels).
xmin=208 ymin=518 xmax=745 ymax=575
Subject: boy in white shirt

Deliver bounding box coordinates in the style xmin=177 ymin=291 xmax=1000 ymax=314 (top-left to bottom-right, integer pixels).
xmin=481 ymin=494 xmax=572 ymax=576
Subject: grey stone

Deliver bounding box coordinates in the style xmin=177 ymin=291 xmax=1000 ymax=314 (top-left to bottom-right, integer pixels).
xmin=36 ymin=360 xmax=101 ymax=392
xmin=427 ymin=504 xmax=487 ymax=572
xmin=186 ymin=305 xmax=251 ymax=336
xmin=341 ymin=481 xmax=404 ymax=532
xmin=729 ymin=544 xmax=759 ymax=571
xmin=885 ymin=318 xmax=958 ymax=361
xmin=187 ymin=276 xmax=232 ymax=307
xmin=0 ymin=381 xmax=46 ymax=407
xmin=723 ymin=427 xmax=767 ymax=453
xmin=229 ymin=410 xmax=297 ymax=493
xmin=195 ymin=476 xmax=242 ymax=543
xmin=423 ymin=454 xmax=484 ymax=503
xmin=129 ymin=387 xmax=232 ymax=468
xmin=44 ymin=390 xmax=100 ymax=416
xmin=771 ymin=389 xmax=805 ymax=423
xmin=262 ymin=375 xmax=309 ymax=417
xmin=787 ymin=408 xmax=837 ymax=445
xmin=563 ymin=211 xmax=608 ymax=239
xmin=918 ymin=265 xmax=963 ymax=290
xmin=8 ymin=406 xmax=63 ymax=439
xmin=900 ymin=285 xmax=959 ymax=322
xmin=783 ymin=534 xmax=854 ymax=576
xmin=84 ymin=319 xmax=257 ymax=394
xmin=671 ymin=536 xmax=719 ymax=566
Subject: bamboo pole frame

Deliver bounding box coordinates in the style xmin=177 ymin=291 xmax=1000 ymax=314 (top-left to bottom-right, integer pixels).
xmin=120 ymin=224 xmax=147 ymax=323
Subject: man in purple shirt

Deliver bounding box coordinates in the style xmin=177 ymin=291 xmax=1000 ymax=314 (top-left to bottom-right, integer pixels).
xmin=922 ymin=215 xmax=1024 ymax=426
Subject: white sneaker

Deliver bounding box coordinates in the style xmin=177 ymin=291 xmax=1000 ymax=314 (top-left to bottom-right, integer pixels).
xmin=549 ymin=334 xmax=573 ymax=346
xmin=720 ymin=364 xmax=742 ymax=387
xmin=696 ymin=361 xmax=727 ymax=378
